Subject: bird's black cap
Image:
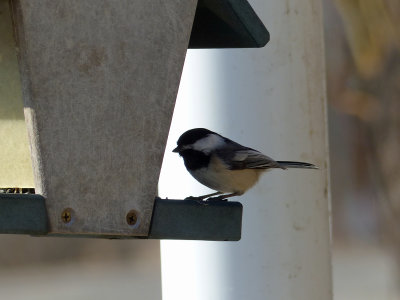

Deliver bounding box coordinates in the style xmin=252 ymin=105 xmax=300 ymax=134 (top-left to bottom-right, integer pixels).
xmin=173 ymin=128 xmax=215 ymax=153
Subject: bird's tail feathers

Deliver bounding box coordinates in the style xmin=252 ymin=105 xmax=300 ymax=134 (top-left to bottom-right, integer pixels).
xmin=277 ymin=161 xmax=318 ymax=170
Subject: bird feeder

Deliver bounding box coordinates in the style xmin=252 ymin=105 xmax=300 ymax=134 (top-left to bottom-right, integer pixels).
xmin=0 ymin=0 xmax=269 ymax=240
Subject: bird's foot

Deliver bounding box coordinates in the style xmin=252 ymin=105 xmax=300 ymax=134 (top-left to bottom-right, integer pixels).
xmin=184 ymin=196 xmax=208 ymax=205
xmin=205 ymin=196 xmax=228 ymax=202
xmin=184 ymin=196 xmax=204 ymax=201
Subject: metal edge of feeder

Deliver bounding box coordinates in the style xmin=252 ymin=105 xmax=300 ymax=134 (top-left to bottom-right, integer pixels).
xmin=147 ymin=198 xmax=243 ymax=241
xmin=0 ymin=193 xmax=48 ymax=235
xmin=188 ymin=0 xmax=270 ymax=48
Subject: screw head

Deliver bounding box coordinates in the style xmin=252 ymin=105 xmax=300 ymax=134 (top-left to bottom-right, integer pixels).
xmin=61 ymin=208 xmax=73 ymax=224
xmin=126 ymin=210 xmax=138 ymax=226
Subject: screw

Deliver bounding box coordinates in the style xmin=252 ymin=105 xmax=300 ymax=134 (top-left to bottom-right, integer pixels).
xmin=61 ymin=208 xmax=72 ymax=224
xmin=126 ymin=210 xmax=138 ymax=226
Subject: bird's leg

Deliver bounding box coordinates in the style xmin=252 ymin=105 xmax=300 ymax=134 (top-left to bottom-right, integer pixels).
xmin=184 ymin=192 xmax=222 ymax=201
xmin=206 ymin=192 xmax=241 ymax=202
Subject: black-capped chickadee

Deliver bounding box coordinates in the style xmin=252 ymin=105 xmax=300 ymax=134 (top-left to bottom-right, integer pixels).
xmin=173 ymin=128 xmax=317 ymax=201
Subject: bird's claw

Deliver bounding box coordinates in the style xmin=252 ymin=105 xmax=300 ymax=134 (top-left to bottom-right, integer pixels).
xmin=184 ymin=196 xmax=208 ymax=205
xmin=184 ymin=196 xmax=203 ymax=201
xmin=205 ymin=196 xmax=228 ymax=202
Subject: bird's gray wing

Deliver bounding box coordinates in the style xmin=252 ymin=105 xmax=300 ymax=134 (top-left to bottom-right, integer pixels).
xmin=217 ymin=148 xmax=282 ymax=170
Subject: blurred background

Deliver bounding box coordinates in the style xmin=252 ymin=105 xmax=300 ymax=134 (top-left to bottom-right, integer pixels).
xmin=325 ymin=0 xmax=400 ymax=298
xmin=1 ymin=0 xmax=400 ymax=299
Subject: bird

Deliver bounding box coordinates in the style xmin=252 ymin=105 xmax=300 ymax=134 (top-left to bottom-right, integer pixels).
xmin=173 ymin=128 xmax=317 ymax=201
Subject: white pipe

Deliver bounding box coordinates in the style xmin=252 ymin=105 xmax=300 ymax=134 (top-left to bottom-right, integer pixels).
xmin=159 ymin=0 xmax=332 ymax=299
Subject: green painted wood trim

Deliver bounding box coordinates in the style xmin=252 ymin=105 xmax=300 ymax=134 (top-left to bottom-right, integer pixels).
xmin=189 ymin=0 xmax=269 ymax=48
xmin=0 ymin=193 xmax=48 ymax=235
xmin=0 ymin=196 xmax=242 ymax=240
xmin=148 ymin=198 xmax=243 ymax=241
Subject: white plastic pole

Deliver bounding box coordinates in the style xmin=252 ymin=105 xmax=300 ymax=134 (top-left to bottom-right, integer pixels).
xmin=159 ymin=0 xmax=332 ymax=299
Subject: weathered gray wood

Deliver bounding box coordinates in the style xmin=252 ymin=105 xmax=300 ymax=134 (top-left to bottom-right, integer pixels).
xmin=11 ymin=0 xmax=197 ymax=236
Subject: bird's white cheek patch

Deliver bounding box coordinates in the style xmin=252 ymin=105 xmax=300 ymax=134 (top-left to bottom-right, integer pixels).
xmin=192 ymin=134 xmax=225 ymax=153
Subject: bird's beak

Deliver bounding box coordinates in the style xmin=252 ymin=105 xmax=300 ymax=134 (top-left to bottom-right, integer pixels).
xmin=172 ymin=146 xmax=180 ymax=153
